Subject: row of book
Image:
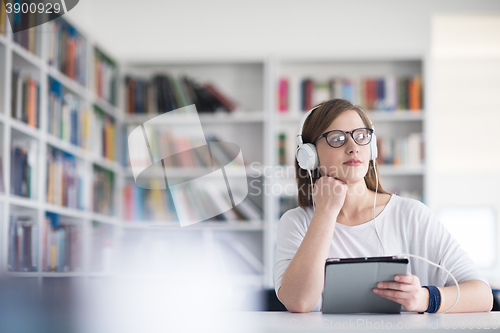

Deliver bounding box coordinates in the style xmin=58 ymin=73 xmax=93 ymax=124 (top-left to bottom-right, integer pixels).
xmin=376 ymin=133 xmax=424 ymax=166
xmin=46 ymin=146 xmax=84 ymax=210
xmin=93 ymin=165 xmax=115 ymax=215
xmin=10 ymin=140 xmax=37 ymax=198
xmin=43 ymin=212 xmax=81 ymax=272
xmin=48 ymin=77 xmax=91 ymax=147
xmin=278 ymin=75 xmax=423 ymax=112
xmin=123 ymin=181 xmax=177 ymax=221
xmin=94 ymin=48 xmax=117 ymax=105
xmin=125 ymin=125 xmax=244 ymax=168
xmin=93 ymin=106 xmax=116 ymax=161
xmin=11 ymin=9 xmax=40 ymax=55
xmin=125 ymin=75 xmax=237 ymax=114
xmin=48 ymin=18 xmax=87 ymax=85
xmin=11 ymin=70 xmax=40 ymax=128
xmin=124 ymin=181 xmax=262 ymax=222
xmin=8 ymin=214 xmax=38 ymax=272
xmin=8 ymin=212 xmax=117 ymax=273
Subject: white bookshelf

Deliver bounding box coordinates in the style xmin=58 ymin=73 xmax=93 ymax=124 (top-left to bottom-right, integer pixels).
xmin=0 ymin=19 xmax=428 ymax=291
xmin=0 ymin=17 xmax=123 ymax=281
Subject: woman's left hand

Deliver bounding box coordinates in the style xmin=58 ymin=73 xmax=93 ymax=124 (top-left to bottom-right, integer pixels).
xmin=372 ymin=272 xmax=429 ymax=312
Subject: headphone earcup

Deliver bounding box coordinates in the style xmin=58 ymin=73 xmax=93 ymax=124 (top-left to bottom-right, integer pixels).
xmin=370 ymin=133 xmax=378 ymax=161
xmin=296 ymin=143 xmax=319 ymax=170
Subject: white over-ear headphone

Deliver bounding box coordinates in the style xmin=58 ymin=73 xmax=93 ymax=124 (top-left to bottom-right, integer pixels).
xmin=295 ymin=104 xmax=378 ymax=171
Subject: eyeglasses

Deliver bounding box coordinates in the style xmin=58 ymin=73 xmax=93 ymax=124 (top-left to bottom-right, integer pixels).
xmin=314 ymin=128 xmax=374 ymax=148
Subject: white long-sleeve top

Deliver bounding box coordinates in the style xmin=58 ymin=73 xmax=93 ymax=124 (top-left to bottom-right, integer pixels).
xmin=273 ymin=194 xmax=491 ymax=312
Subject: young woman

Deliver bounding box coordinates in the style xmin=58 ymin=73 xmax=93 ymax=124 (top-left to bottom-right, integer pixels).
xmin=273 ymin=99 xmax=493 ymax=313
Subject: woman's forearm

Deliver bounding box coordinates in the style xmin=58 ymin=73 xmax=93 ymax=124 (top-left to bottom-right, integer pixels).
xmin=278 ymin=210 xmax=337 ymax=313
xmin=437 ymin=280 xmax=493 ymax=313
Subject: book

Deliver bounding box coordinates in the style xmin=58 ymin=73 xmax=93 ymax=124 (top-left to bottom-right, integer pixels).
xmin=292 ymin=75 xmax=423 ymax=112
xmin=11 ymin=71 xmax=40 ymax=128
xmin=10 ymin=140 xmax=36 ymax=198
xmin=93 ymin=165 xmax=115 ymax=215
xmin=8 ymin=214 xmax=38 ymax=272
xmin=375 ymin=134 xmax=424 ymax=166
xmin=94 ymin=48 xmax=117 ymax=105
xmin=278 ymin=78 xmax=288 ymax=112
xmin=126 ymin=74 xmax=239 ymax=114
xmin=48 ymin=18 xmax=87 ymax=85
xmin=93 ymin=105 xmax=116 ymax=161
xmin=46 ymin=146 xmax=84 ymax=209
xmin=12 ymin=8 xmax=39 ymax=54
xmin=44 ymin=212 xmax=81 ymax=272
xmin=278 ymin=133 xmax=286 ymax=166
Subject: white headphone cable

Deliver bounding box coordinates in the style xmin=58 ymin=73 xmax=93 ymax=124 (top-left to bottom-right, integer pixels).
xmin=396 ymin=253 xmax=460 ymax=314
xmin=308 ymin=169 xmax=316 ymax=211
xmin=372 ymin=150 xmax=386 ymax=257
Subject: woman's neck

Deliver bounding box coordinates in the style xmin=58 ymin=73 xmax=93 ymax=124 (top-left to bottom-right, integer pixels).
xmin=337 ymin=181 xmax=375 ymax=221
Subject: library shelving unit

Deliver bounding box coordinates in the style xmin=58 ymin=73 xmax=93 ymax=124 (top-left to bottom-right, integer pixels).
xmin=0 ymin=16 xmax=123 ymax=283
xmin=0 ymin=15 xmax=428 ymax=292
xmin=119 ymin=61 xmax=270 ymax=287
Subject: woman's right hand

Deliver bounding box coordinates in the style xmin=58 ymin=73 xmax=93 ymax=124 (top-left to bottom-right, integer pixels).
xmin=312 ymin=176 xmax=348 ymax=215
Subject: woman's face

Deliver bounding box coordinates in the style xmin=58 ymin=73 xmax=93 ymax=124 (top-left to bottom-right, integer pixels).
xmin=315 ymin=110 xmax=371 ymax=184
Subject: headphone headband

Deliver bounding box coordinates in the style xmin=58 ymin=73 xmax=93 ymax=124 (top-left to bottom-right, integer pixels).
xmin=296 ymin=105 xmax=322 ymax=146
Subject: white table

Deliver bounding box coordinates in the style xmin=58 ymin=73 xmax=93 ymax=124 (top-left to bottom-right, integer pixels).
xmin=223 ymin=311 xmax=500 ymax=332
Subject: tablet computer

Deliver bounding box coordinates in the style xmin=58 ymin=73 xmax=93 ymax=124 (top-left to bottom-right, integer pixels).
xmin=322 ymin=256 xmax=409 ymax=314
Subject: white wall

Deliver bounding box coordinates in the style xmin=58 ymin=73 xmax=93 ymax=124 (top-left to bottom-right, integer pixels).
xmin=429 ymin=14 xmax=500 ymax=286
xmin=66 ymin=0 xmax=500 ymax=61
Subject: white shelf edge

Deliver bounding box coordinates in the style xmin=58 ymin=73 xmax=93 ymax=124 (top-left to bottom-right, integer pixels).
xmin=11 ymin=41 xmax=44 ymax=69
xmin=122 ymin=220 xmax=264 ymax=230
xmin=122 ymin=111 xmax=266 ymax=124
xmin=47 ymin=65 xmax=88 ymax=98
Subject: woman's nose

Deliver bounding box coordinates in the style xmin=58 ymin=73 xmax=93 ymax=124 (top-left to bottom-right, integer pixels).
xmin=345 ymin=134 xmax=359 ymax=154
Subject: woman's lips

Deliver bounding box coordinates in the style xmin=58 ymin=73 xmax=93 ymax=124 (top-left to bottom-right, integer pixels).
xmin=343 ymin=159 xmax=361 ymax=166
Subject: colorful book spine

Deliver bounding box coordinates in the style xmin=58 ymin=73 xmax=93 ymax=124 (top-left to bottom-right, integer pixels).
xmin=93 ymin=165 xmax=114 ymax=215
xmin=10 ymin=140 xmax=36 ymax=198
xmin=278 ymin=133 xmax=286 ymax=166
xmin=123 ymin=181 xmax=177 ymax=221
xmin=91 ymin=105 xmax=116 ymax=161
xmin=46 ymin=146 xmax=84 ymax=210
xmin=11 ymin=71 xmax=40 ymax=128
xmin=94 ymin=48 xmax=117 ymax=105
xmin=12 ymin=5 xmax=39 ymax=55
xmin=48 ymin=18 xmax=87 ymax=85
xmin=44 ymin=212 xmax=81 ymax=272
xmin=47 ymin=78 xmax=89 ymax=147
xmin=8 ymin=215 xmax=38 ymax=272
xmin=278 ymin=78 xmax=289 ymax=112
xmin=124 ymin=180 xmax=261 ymax=223
xmin=93 ymin=106 xmax=116 ymax=161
